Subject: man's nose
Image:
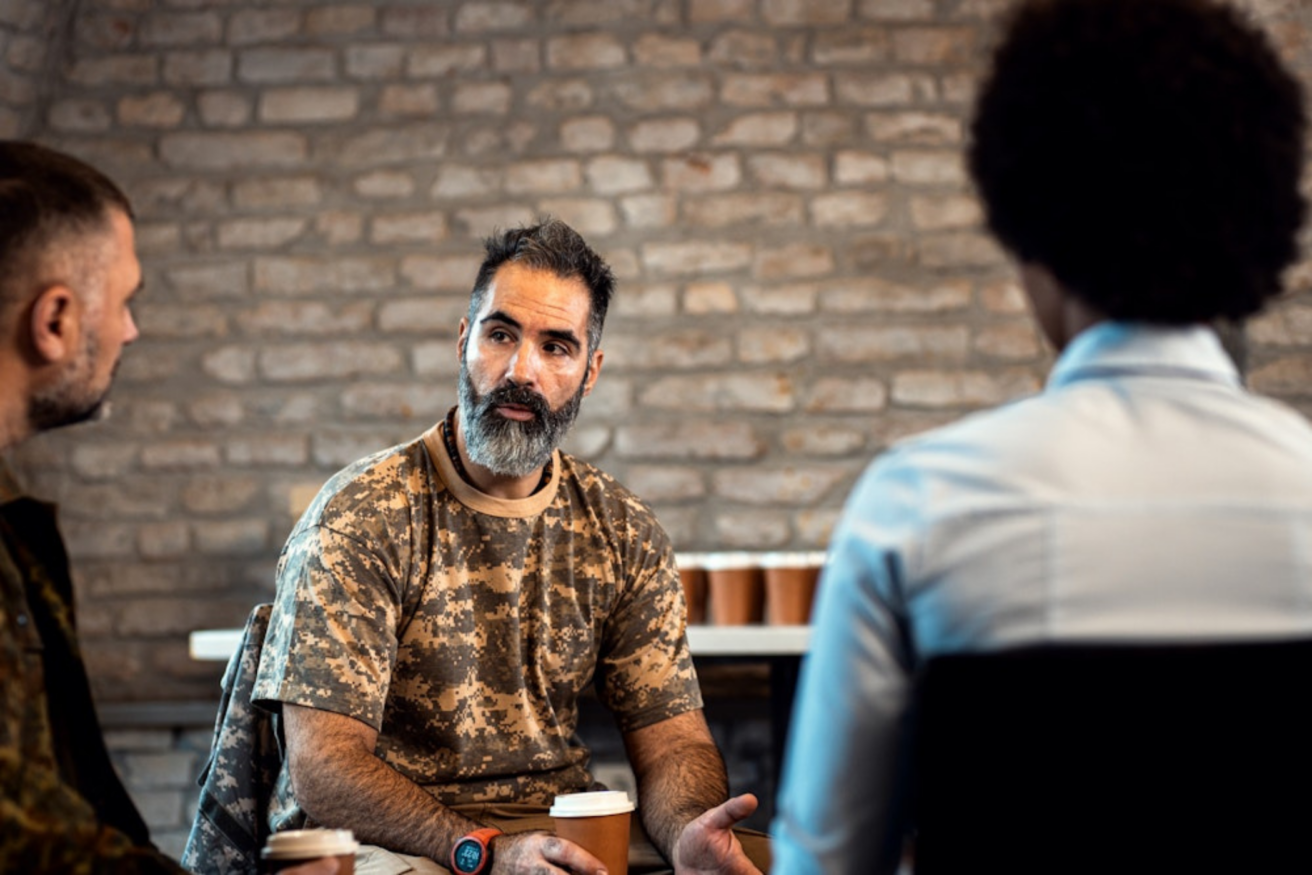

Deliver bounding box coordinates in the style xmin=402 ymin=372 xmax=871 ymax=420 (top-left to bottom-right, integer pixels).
xmin=123 ymin=308 xmax=141 ymax=346
xmin=506 ymin=343 xmax=539 ymax=386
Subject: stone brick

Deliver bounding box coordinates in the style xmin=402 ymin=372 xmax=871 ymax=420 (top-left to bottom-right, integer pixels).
xmin=661 ymin=153 xmax=740 ymax=191
xmin=683 ymin=281 xmax=738 ymax=315
xmin=641 ymin=373 xmax=794 ymax=412
xmin=117 ymin=92 xmax=186 ymax=128
xmin=560 ymin=116 xmax=615 ymax=152
xmin=628 ymin=118 xmax=700 ymax=153
xmin=259 ymin=86 xmax=360 ymax=124
xmin=225 ymin=435 xmax=308 ymax=467
xmin=547 ymin=33 xmax=626 ymax=69
xmin=399 ymin=254 xmax=482 ymax=291
xmin=910 ymin=193 xmax=981 ymax=230
xmin=305 ymin=5 xmax=375 ymax=35
xmin=918 ymin=232 xmax=1006 ymax=268
xmin=166 ymin=262 xmax=248 ymax=300
xmin=802 ymin=111 xmax=857 ymax=146
xmin=63 ymin=52 xmax=153 ymax=87
xmin=585 ymin=156 xmax=652 ymax=194
xmin=408 ymin=44 xmax=486 ymax=77
xmin=689 ymin=0 xmax=754 ymax=22
xmin=834 ymin=150 xmax=889 ymax=185
xmin=123 ymin=750 xmax=198 ymax=789
xmin=453 ymin=205 xmax=537 ymax=237
xmin=738 ymin=326 xmax=809 ymax=364
xmin=821 ymin=276 xmax=971 ymax=313
xmin=200 ymin=346 xmax=256 ymax=384
xmin=738 ymin=283 xmax=819 ymax=315
xmin=104 ymin=729 xmax=175 ymax=752
xmin=490 ymin=38 xmax=540 ymax=73
xmin=381 ymin=6 xmax=450 ymax=38
xmin=371 ymin=211 xmax=449 ymax=244
xmin=714 ymin=466 xmax=847 ymax=503
xmin=762 ymin=0 xmax=852 ymax=25
xmin=197 ymin=90 xmax=250 ymax=127
xmin=259 ymin=342 xmax=404 ymax=382
xmin=979 ymin=277 xmax=1028 ymax=314
xmin=453 ymin=81 xmax=512 ymax=115
xmin=805 ymin=376 xmax=889 ymax=412
xmin=136 ymin=302 xmax=228 ymax=337
xmin=431 ymin=164 xmax=500 ymax=198
xmin=504 ymin=158 xmax=580 ymax=193
xmin=608 ymin=279 xmax=676 ymax=316
xmin=536 ymin=198 xmax=617 ymax=236
xmin=714 ymin=511 xmax=791 ymax=549
xmin=7 ymin=32 xmax=47 ymax=70
xmin=315 ymin=212 xmax=364 ymax=245
xmin=822 ymin=325 xmax=969 ymax=363
xmin=140 ymin=440 xmax=222 ymax=471
xmin=683 ymin=192 xmax=803 ymax=228
xmin=612 ymin=73 xmax=715 ymax=111
xmin=192 ymin=519 xmax=269 ymax=555
xmin=527 ymin=79 xmax=594 ymax=111
xmin=236 ymin=300 xmax=374 ymax=335
xmin=975 ymin=322 xmax=1042 ymax=360
xmin=858 ymin=0 xmax=934 ymax=18
xmin=138 ymin=521 xmax=190 ymax=559
xmin=721 ymin=73 xmax=827 ymax=107
xmin=380 ymin=83 xmax=440 ymax=116
xmin=634 ymin=33 xmax=700 ymax=67
xmin=312 ymin=430 xmax=404 ymax=467
xmin=623 ymin=466 xmax=705 ymax=502
xmin=642 ymin=241 xmax=752 ymax=276
xmin=811 ymin=191 xmax=889 ymax=227
xmin=340 ymin=383 xmax=449 ymax=420
xmin=615 ymin=421 xmax=765 ymax=460
xmin=187 ymin=394 xmax=243 ymax=428
xmin=182 ymin=475 xmax=259 ymax=514
xmin=161 ymin=132 xmax=306 ymax=170
xmin=254 ymin=256 xmax=396 ymax=295
xmin=891 ymin=149 xmax=967 ymax=185
xmin=461 ymin=120 xmax=537 ymax=156
xmin=754 ymin=243 xmax=834 ymax=279
xmin=812 ymin=27 xmax=891 ymax=64
xmin=456 ymin=2 xmax=534 ymax=32
xmin=1248 ymin=355 xmax=1312 ymax=395
xmin=227 ymin=10 xmax=300 ymax=46
xmin=412 ymin=340 xmax=462 ymax=377
xmin=711 ymin=112 xmax=797 ymax=147
xmin=133 ymin=223 xmax=180 ymax=255
xmin=48 ymin=99 xmax=112 ymax=133
xmin=708 ymin=31 xmax=779 ymax=68
xmin=238 ymin=48 xmax=334 ymax=83
xmin=162 ymin=49 xmax=233 ymax=86
xmin=603 ymin=329 xmax=731 ymax=370
xmin=942 ymin=72 xmax=978 ymax=105
xmin=782 ymin=424 xmax=867 ymax=455
xmin=71 ymin=443 xmax=138 ymax=480
xmin=892 ymin=26 xmax=976 ymax=64
xmin=1249 ymin=304 xmax=1312 ymax=346
xmin=748 ymin=153 xmax=826 ymax=189
xmin=377 ymin=296 xmax=467 ymax=332
xmin=892 ymin=368 xmax=1040 ymax=407
xmin=835 ymin=72 xmax=922 ymax=106
xmin=345 ymin=44 xmax=404 ymax=79
xmin=613 ymin=194 xmax=671 ymax=229
xmin=351 ymin=169 xmax=412 ymax=199
xmin=867 ymin=111 xmax=962 ymax=144
xmin=217 ymin=217 xmax=306 ymax=250
xmin=232 ymin=176 xmax=322 ymax=209
xmin=140 ymin=11 xmax=220 ymax=47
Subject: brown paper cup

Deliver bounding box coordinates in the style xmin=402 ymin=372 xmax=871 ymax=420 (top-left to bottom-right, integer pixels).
xmin=764 ymin=566 xmax=821 ymax=625
xmin=707 ymin=567 xmax=764 ymax=625
xmin=678 ymin=567 xmax=708 ymax=624
xmin=262 ymin=829 xmax=357 ymax=874
xmin=551 ymin=791 xmax=634 ymax=875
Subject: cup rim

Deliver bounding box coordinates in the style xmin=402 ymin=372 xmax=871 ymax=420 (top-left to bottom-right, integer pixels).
xmin=550 ymin=789 xmax=635 ymax=817
xmin=262 ymin=828 xmax=359 ymax=858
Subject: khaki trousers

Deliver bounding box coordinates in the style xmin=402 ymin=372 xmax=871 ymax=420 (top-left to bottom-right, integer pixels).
xmin=354 ymin=802 xmax=772 ymax=875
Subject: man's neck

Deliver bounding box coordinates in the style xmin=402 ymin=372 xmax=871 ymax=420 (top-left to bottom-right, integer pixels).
xmin=450 ymin=411 xmax=549 ymax=501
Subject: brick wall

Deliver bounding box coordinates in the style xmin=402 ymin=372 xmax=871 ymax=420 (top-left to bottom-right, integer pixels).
xmin=7 ymin=0 xmax=1312 ymax=706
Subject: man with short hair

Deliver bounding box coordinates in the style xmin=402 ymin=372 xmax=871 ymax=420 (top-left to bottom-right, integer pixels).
xmin=251 ymin=219 xmax=768 ymax=875
xmin=0 ymin=141 xmax=335 ymax=874
xmin=772 ymin=1 xmax=1312 ymax=872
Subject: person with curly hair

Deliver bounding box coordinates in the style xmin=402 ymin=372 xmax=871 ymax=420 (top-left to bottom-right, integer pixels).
xmin=773 ymin=1 xmax=1312 ymax=872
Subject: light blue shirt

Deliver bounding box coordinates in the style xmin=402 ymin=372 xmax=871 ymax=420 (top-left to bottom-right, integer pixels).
xmin=772 ymin=321 xmax=1312 ymax=875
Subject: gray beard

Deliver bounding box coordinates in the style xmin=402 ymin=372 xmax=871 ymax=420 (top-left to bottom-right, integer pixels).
xmin=456 ymin=363 xmax=586 ymax=478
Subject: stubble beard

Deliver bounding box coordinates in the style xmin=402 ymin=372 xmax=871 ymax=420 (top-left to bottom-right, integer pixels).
xmin=457 ymin=360 xmax=586 ymax=478
xmin=28 ymin=331 xmax=114 ymax=433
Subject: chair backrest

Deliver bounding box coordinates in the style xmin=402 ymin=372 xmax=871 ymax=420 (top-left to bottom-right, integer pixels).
xmin=911 ymin=639 xmax=1312 ymax=874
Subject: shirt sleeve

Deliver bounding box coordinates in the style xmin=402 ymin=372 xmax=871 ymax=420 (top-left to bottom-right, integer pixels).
xmin=594 ymin=515 xmax=702 ymax=733
xmin=771 ymin=453 xmax=923 ymax=875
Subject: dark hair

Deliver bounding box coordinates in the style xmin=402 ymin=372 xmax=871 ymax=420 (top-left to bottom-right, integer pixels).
xmin=468 ymin=218 xmax=615 ymax=353
xmin=968 ymin=0 xmax=1307 ymax=323
xmin=0 ymin=140 xmax=133 ymax=310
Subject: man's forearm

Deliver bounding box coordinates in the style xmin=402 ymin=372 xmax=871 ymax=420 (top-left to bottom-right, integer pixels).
xmin=634 ymin=738 xmax=731 ymax=860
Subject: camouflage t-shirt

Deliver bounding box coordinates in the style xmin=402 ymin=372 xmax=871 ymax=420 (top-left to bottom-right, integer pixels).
xmin=253 ymin=424 xmax=700 ymax=823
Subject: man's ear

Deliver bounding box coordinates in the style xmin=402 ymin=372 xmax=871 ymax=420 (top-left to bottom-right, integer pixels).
xmin=582 ymin=348 xmax=604 ymax=397
xmin=457 ymin=316 xmax=468 ymax=362
xmin=29 ymin=285 xmax=79 ymax=365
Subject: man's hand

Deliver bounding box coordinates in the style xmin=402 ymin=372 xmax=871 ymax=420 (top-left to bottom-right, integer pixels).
xmin=493 ymin=831 xmax=609 ymax=874
xmin=671 ymin=793 xmax=763 ymax=875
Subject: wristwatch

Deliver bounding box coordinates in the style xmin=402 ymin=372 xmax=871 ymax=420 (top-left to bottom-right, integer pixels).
xmin=450 ymin=827 xmax=504 ymax=875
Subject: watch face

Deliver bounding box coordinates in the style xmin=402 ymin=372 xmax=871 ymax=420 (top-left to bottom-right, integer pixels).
xmin=453 ymin=838 xmax=485 ymax=874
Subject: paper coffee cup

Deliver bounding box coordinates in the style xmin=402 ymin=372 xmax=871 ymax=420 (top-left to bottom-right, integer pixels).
xmin=262 ymin=829 xmax=358 ymax=874
xmin=701 ymin=552 xmax=764 ymax=625
xmin=551 ymin=791 xmax=634 ymax=875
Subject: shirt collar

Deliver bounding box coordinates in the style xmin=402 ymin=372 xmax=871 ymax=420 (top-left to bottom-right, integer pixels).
xmin=1047 ymin=321 xmax=1241 ymax=392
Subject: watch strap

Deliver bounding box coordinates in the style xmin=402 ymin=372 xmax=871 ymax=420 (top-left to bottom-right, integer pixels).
xmin=451 ymin=827 xmax=504 ymax=875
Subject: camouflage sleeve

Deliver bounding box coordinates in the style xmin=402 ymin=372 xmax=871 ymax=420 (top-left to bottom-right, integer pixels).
xmin=594 ymin=519 xmax=703 ymax=733
xmin=253 ymin=522 xmax=402 ymax=730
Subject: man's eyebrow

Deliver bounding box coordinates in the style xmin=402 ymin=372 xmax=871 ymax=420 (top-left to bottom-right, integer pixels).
xmin=481 ymin=310 xmax=583 ymax=350
xmin=479 ymin=309 xmax=521 ymax=331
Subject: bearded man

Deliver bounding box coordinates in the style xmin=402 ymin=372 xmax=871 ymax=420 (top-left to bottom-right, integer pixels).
xmin=251 ymin=220 xmax=770 ymax=875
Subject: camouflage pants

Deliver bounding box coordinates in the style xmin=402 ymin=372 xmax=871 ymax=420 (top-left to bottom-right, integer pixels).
xmin=354 ymin=802 xmax=772 ymax=874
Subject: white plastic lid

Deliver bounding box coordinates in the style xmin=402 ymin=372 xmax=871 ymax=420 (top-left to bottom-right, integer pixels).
xmin=550 ymin=790 xmax=635 ymax=818
xmin=262 ymin=829 xmax=359 ymax=859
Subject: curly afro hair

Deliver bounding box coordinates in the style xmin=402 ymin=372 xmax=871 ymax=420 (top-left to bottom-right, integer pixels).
xmin=969 ymin=0 xmax=1307 ymax=323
